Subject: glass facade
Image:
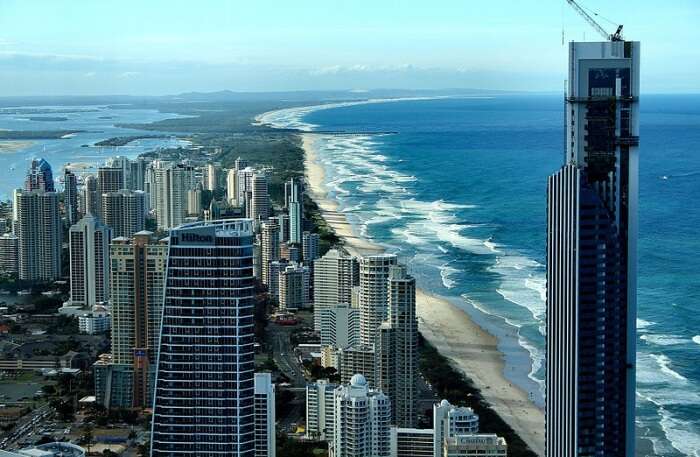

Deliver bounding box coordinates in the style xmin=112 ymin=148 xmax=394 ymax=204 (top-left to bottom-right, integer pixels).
xmin=151 ymin=220 xmax=256 ymax=457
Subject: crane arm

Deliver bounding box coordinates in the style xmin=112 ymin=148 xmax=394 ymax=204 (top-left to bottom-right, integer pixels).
xmin=565 ymin=0 xmax=623 ymax=41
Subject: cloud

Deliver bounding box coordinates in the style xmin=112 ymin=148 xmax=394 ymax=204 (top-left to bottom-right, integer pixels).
xmin=118 ymin=71 xmax=141 ymax=79
xmin=84 ymin=72 xmax=96 ymax=78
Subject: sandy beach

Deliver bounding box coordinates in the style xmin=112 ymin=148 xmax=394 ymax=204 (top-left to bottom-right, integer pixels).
xmin=303 ymin=133 xmax=545 ymax=456
xmin=0 ymin=140 xmax=34 ymax=154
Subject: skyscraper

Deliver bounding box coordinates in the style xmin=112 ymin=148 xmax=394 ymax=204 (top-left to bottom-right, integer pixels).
xmin=82 ymin=175 xmax=99 ymax=217
xmin=253 ymin=373 xmax=276 ymax=457
xmin=14 ymin=190 xmax=62 ymax=281
xmin=331 ymin=374 xmax=391 ymax=457
xmin=102 ymin=190 xmax=147 ymax=238
xmin=98 ymin=166 xmax=124 ymax=196
xmin=95 ymin=232 xmax=167 ymax=409
xmin=306 ymin=379 xmax=338 ymax=441
xmin=151 ymin=219 xmax=256 ymax=456
xmin=546 ymin=40 xmax=640 ymax=457
xmin=302 ymin=231 xmax=319 ymax=263
xmin=260 ymin=220 xmax=280 ymax=286
xmin=24 ymin=158 xmax=55 ymax=192
xmin=251 ymin=172 xmax=270 ymax=223
xmin=313 ymin=249 xmax=359 ymax=331
xmin=377 ymin=265 xmax=417 ymax=427
xmin=320 ymin=303 xmax=360 ymax=349
xmin=0 ymin=233 xmax=18 ymax=276
xmin=63 ymin=169 xmax=79 ymax=226
xmin=278 ymin=263 xmax=310 ymax=310
xmin=227 ymin=168 xmax=238 ymax=205
xmin=151 ymin=162 xmax=197 ymax=230
xmin=359 ymin=254 xmax=397 ymax=347
xmin=68 ymin=215 xmax=112 ymax=309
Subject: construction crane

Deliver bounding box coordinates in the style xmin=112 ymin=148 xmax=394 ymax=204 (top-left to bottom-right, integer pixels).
xmin=565 ymin=0 xmax=624 ymax=41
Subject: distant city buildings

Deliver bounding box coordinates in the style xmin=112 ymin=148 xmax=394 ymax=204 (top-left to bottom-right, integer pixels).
xmin=546 ymin=40 xmax=640 ymax=457
xmin=320 ymin=303 xmax=359 ymax=349
xmin=359 ymin=254 xmax=398 ymax=347
xmin=306 ymin=379 xmax=337 ymax=441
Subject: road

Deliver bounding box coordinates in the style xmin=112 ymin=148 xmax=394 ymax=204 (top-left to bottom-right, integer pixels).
xmin=270 ymin=324 xmax=306 ymax=386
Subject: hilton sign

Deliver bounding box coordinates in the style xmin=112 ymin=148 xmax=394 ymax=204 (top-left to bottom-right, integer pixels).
xmin=180 ymin=232 xmax=214 ymax=244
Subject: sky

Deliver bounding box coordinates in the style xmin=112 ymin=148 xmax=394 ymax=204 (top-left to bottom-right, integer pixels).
xmin=1 ymin=0 xmax=698 ymax=96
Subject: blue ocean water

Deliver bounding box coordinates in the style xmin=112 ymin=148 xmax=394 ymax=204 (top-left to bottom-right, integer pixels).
xmin=0 ymin=105 xmax=191 ymax=200
xmin=260 ymin=95 xmax=700 ymax=456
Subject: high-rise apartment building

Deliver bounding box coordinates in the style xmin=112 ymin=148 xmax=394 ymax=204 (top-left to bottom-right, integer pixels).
xmin=443 ymin=435 xmax=507 ymax=457
xmin=433 ymin=400 xmax=480 ymax=457
xmin=187 ymin=185 xmax=203 ymax=217
xmin=260 ymin=220 xmax=280 ymax=286
xmin=267 ymin=259 xmax=289 ymax=302
xmin=205 ymin=163 xmax=219 ymax=192
xmin=278 ymin=263 xmax=310 ymax=310
xmin=102 ymin=190 xmax=146 ymax=238
xmin=129 ymin=157 xmax=149 ymax=191
xmin=306 ymin=379 xmax=338 ymax=441
xmin=302 ymin=231 xmax=319 ymax=263
xmin=313 ymin=249 xmax=359 ymax=331
xmin=24 ymin=158 xmax=55 ymax=192
xmin=253 ymin=373 xmax=276 ymax=457
xmin=151 ymin=219 xmax=256 ymax=456
xmin=546 ymin=40 xmax=639 ymax=457
xmin=151 ymin=162 xmax=197 ymax=230
xmin=82 ymin=175 xmax=99 ymax=217
xmin=251 ymin=172 xmax=270 ymax=223
xmin=68 ymin=215 xmax=111 ymax=308
xmin=331 ymin=374 xmax=391 ymax=457
xmin=14 ymin=190 xmax=62 ymax=281
xmin=98 ymin=166 xmax=124 ymax=196
xmin=227 ymin=168 xmax=238 ymax=205
xmin=0 ymin=233 xmax=19 ymax=276
xmin=359 ymin=254 xmax=397 ymax=347
xmin=63 ymin=169 xmax=79 ymax=226
xmin=320 ymin=303 xmax=360 ymax=349
xmin=287 ymin=177 xmax=304 ymax=244
xmin=338 ymin=345 xmax=376 ymax=387
xmin=94 ymin=232 xmax=167 ymax=409
xmin=105 ymin=156 xmax=131 ymax=189
xmin=377 ymin=265 xmax=417 ymax=427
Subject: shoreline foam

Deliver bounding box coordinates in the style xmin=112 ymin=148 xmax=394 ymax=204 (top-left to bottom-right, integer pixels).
xmin=302 ymin=132 xmax=545 ymax=455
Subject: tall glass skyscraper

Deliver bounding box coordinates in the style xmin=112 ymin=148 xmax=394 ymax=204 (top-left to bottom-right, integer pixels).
xmin=546 ymin=40 xmax=640 ymax=457
xmin=24 ymin=158 xmax=55 ymax=192
xmin=151 ymin=219 xmax=256 ymax=457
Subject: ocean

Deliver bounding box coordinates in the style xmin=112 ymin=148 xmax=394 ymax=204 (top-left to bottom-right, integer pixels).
xmin=0 ymin=105 xmax=191 ymax=200
xmin=259 ymin=94 xmax=700 ymax=457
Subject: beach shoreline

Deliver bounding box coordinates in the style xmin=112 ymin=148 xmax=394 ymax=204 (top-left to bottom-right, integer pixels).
xmin=302 ymin=132 xmax=545 ymax=456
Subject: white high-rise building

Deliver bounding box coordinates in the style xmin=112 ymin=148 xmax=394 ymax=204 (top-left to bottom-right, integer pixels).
xmin=68 ymin=215 xmax=112 ymax=308
xmin=226 ymin=168 xmax=238 ymax=205
xmin=254 ymin=373 xmax=276 ymax=457
xmin=151 ymin=163 xmax=197 ymax=230
xmin=101 ymin=190 xmax=147 ymax=238
xmin=320 ymin=304 xmax=359 ymax=349
xmin=433 ymin=400 xmax=480 ymax=457
xmin=313 ymin=249 xmax=359 ymax=331
xmin=359 ymin=254 xmax=397 ymax=347
xmin=306 ymin=379 xmax=338 ymax=441
xmin=268 ymin=259 xmax=289 ymax=302
xmin=377 ymin=265 xmax=418 ymax=427
xmin=0 ymin=233 xmax=19 ymax=276
xmin=251 ymin=172 xmax=270 ymax=223
xmin=14 ymin=190 xmax=62 ymax=281
xmin=260 ymin=220 xmax=280 ymax=286
xmin=187 ymin=185 xmax=203 ymax=217
xmin=206 ymin=163 xmax=219 ymax=192
xmin=331 ymin=374 xmax=391 ymax=457
xmin=547 ymin=40 xmax=640 ymax=457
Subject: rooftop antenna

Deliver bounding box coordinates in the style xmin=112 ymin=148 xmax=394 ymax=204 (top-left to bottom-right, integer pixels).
xmin=565 ymin=0 xmax=624 ymax=41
